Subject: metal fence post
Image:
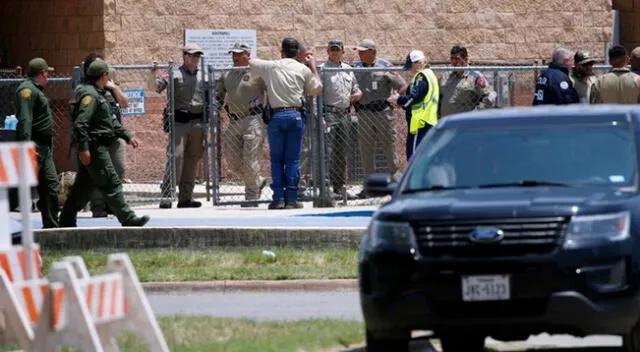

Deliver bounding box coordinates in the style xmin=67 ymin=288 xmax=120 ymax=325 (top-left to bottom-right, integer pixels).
xmin=495 ymin=72 xmax=504 ymax=108
xmin=314 ymin=65 xmax=330 ymax=207
xmin=71 ymin=66 xmax=81 ymax=89
xmin=209 ymin=66 xmax=220 ymax=205
xmin=200 ymin=57 xmax=210 ymax=202
xmin=167 ymin=66 xmax=177 ymax=201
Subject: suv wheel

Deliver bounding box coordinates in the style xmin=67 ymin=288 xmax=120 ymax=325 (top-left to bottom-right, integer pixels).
xmin=366 ymin=330 xmax=409 ymax=352
xmin=624 ymin=319 xmax=640 ymax=352
xmin=439 ymin=333 xmax=485 ymax=352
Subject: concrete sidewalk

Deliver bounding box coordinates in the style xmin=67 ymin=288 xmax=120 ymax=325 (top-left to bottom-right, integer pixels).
xmin=12 ymin=198 xmax=376 ymax=250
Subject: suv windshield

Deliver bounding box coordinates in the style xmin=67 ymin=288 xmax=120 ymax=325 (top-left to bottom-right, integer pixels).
xmin=405 ymin=122 xmax=638 ymax=192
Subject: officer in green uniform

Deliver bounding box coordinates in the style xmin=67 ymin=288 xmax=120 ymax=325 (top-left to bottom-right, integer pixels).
xmin=14 ymin=57 xmax=60 ymax=228
xmin=59 ymin=60 xmax=149 ymax=227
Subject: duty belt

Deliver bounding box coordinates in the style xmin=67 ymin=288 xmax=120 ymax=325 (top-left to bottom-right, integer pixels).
xmin=174 ymin=110 xmax=203 ymax=123
xmin=355 ymin=101 xmax=389 ymax=112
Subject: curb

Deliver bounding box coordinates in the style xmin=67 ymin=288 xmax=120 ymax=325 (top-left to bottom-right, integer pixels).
xmin=141 ymin=279 xmax=358 ymax=293
xmin=35 ymin=227 xmax=364 ymax=250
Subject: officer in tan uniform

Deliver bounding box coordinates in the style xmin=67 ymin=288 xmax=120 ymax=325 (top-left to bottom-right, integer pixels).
xmin=149 ymin=43 xmax=207 ymax=209
xmin=590 ymin=45 xmax=640 ymax=104
xmin=249 ymin=37 xmax=323 ymax=209
xmin=569 ymin=50 xmax=598 ymax=103
xmin=353 ymin=39 xmax=405 ymax=184
xmin=440 ymin=46 xmax=496 ymax=117
xmin=216 ymin=43 xmax=267 ymax=207
xmin=322 ymin=40 xmax=362 ymax=197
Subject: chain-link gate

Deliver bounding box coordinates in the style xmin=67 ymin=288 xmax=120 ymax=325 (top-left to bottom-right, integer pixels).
xmin=72 ymin=63 xmax=184 ymax=205
xmin=208 ymin=66 xmax=272 ymax=206
xmin=204 ymin=63 xmax=616 ymax=208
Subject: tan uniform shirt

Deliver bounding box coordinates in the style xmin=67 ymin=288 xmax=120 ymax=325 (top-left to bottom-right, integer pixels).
xmin=215 ymin=69 xmax=266 ymax=114
xmin=590 ymin=68 xmax=640 ymax=104
xmin=353 ymin=58 xmax=406 ymax=105
xmin=440 ymin=70 xmax=496 ymax=117
xmin=249 ymin=58 xmax=322 ymax=108
xmin=321 ymin=61 xmax=360 ymax=109
xmin=151 ymin=65 xmax=207 ymax=114
xmin=569 ymin=71 xmax=597 ymax=104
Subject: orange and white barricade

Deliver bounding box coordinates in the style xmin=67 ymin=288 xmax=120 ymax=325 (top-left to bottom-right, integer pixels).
xmin=31 ymin=254 xmax=169 ymax=352
xmin=0 ymin=144 xmax=170 ymax=351
xmin=0 ymin=142 xmax=43 ymax=348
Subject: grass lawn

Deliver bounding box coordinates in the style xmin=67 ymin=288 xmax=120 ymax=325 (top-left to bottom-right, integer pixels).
xmin=42 ymin=248 xmax=359 ymax=282
xmin=0 ymin=317 xmax=365 ymax=352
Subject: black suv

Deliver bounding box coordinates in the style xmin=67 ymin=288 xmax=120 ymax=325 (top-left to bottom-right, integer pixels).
xmin=359 ymin=105 xmax=640 ymax=352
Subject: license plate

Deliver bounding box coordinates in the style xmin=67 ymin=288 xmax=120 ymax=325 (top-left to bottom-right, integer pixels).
xmin=461 ymin=275 xmax=510 ymax=302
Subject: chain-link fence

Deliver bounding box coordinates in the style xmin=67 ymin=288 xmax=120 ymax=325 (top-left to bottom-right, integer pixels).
xmin=107 ymin=63 xmax=177 ymax=204
xmin=0 ymin=70 xmax=73 ymax=171
xmin=307 ymin=64 xmax=615 ymax=207
xmin=0 ymin=62 xmax=620 ymax=209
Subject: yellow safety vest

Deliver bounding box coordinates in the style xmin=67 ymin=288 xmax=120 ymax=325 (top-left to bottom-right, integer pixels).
xmin=409 ymin=68 xmax=439 ymax=134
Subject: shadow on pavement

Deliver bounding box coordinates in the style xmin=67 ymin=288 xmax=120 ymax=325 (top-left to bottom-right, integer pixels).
xmin=336 ymin=342 xmax=621 ymax=352
xmin=496 ymin=349 xmax=620 ymax=352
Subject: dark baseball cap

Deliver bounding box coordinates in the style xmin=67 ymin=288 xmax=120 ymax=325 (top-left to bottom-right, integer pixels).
xmin=328 ymin=40 xmax=344 ymax=49
xmin=574 ymin=50 xmax=597 ymax=65
xmin=87 ymin=60 xmax=110 ymax=77
xmin=28 ymin=58 xmax=54 ymax=75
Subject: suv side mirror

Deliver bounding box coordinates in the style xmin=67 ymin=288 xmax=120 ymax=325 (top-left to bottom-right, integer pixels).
xmin=364 ymin=173 xmax=396 ymax=197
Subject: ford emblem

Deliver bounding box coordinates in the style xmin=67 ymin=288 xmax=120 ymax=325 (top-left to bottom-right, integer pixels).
xmin=469 ymin=227 xmax=504 ymax=243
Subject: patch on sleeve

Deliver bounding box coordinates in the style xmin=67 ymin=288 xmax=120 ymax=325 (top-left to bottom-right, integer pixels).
xmin=81 ymin=95 xmax=93 ymax=106
xmin=475 ymin=76 xmax=487 ymax=88
xmin=20 ymin=89 xmax=31 ymax=100
xmin=559 ymin=81 xmax=569 ymax=90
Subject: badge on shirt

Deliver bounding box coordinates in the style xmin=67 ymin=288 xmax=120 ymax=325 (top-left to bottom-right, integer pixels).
xmin=372 ymin=81 xmax=378 ymax=90
xmin=81 ymin=96 xmax=93 ymax=106
xmin=20 ymin=89 xmax=31 ymax=100
xmin=559 ymin=81 xmax=569 ymax=90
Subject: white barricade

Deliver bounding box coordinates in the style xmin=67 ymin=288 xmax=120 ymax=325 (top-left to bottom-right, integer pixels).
xmin=0 ymin=142 xmax=170 ymax=351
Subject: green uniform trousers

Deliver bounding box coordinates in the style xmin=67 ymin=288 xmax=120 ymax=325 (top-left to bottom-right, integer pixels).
xmin=35 ymin=142 xmax=60 ymax=228
xmin=90 ymin=139 xmax=126 ymax=214
xmin=59 ymin=144 xmax=135 ymax=227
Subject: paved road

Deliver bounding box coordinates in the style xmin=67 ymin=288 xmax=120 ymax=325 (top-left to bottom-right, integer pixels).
xmin=148 ymin=290 xmax=624 ymax=352
xmin=147 ymin=289 xmax=362 ymax=322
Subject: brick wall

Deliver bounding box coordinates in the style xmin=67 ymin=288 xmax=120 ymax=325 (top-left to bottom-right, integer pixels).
xmin=613 ymin=0 xmax=640 ymax=50
xmin=0 ymin=0 xmax=105 ymax=75
xmin=104 ymin=0 xmax=613 ymax=65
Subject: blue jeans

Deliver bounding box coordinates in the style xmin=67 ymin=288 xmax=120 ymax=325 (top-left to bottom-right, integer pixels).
xmin=268 ymin=111 xmax=305 ymax=202
xmin=406 ymin=125 xmax=431 ymax=162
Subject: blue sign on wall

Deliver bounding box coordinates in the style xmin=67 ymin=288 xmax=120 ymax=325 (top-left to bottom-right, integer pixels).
xmin=121 ymin=89 xmax=145 ymax=116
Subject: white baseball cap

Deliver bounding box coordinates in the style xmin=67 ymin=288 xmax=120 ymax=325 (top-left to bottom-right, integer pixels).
xmin=403 ymin=50 xmax=425 ymax=70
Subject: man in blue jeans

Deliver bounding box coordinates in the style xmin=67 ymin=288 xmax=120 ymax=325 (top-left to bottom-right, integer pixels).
xmin=249 ymin=38 xmax=323 ymax=209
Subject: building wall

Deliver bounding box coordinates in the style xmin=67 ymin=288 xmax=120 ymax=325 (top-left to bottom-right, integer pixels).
xmin=104 ymin=0 xmax=613 ymax=65
xmin=0 ymin=0 xmax=620 ymax=182
xmin=0 ymin=0 xmax=105 ymax=74
xmin=614 ymin=0 xmax=640 ymax=50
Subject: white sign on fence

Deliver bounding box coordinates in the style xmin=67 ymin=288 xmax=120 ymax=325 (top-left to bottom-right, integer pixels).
xmin=121 ymin=90 xmax=145 ymax=116
xmin=184 ymin=29 xmax=257 ymax=69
